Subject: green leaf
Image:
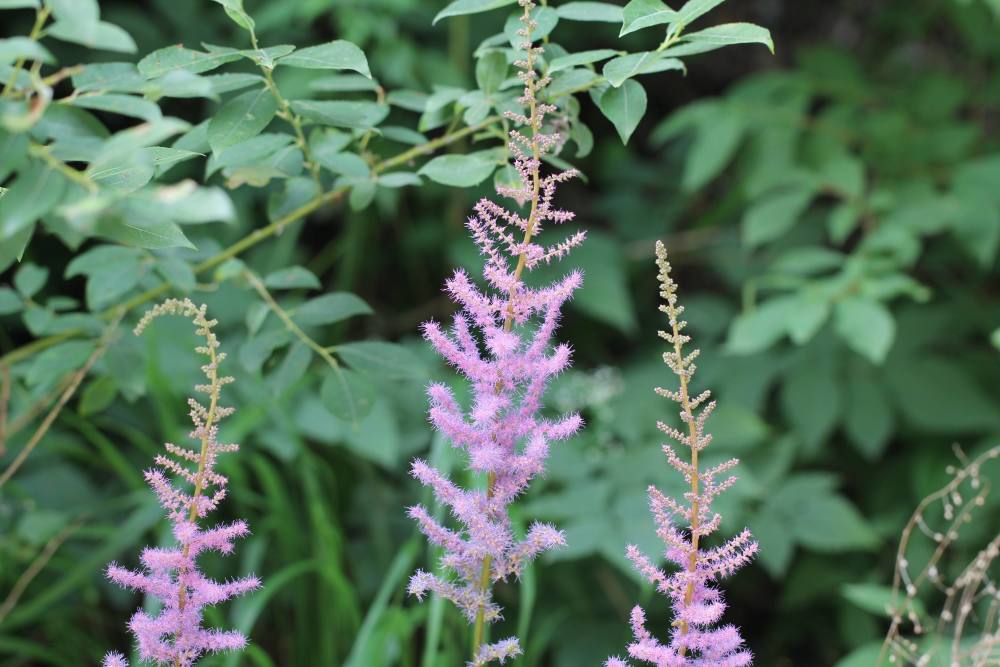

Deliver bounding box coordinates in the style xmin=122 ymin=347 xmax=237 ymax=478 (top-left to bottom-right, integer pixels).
xmin=820 ymin=155 xmax=865 ymax=199
xmin=68 ymin=94 xmax=162 ymax=122
xmin=828 ymin=202 xmax=861 ymax=243
xmin=602 ymin=52 xmax=684 ymax=87
xmin=992 ymin=327 xmax=1000 ymax=351
xmin=13 ymin=262 xmax=47 ymax=298
xmin=315 ymin=151 xmax=370 ymax=178
xmin=725 ymin=296 xmax=796 ymax=354
xmin=568 ymin=232 xmax=636 ymax=332
xmin=780 ymin=361 xmax=841 ymax=451
xmin=419 ymin=153 xmax=497 ymax=187
xmin=310 ymin=74 xmax=379 ymax=93
xmin=210 ymin=0 xmax=255 ymax=31
xmin=79 ymin=375 xmax=117 ymax=416
xmin=433 ymin=0 xmax=518 ymax=24
xmin=620 ymin=0 xmax=678 ymax=37
xmin=264 ymin=266 xmax=321 ymax=290
xmin=65 ymin=245 xmax=146 ymax=311
xmin=475 ymin=51 xmax=508 ymax=95
xmin=47 ymin=20 xmax=137 ymax=53
xmin=0 ymin=130 xmax=28 ymax=182
xmin=149 ymin=147 xmax=202 ymax=175
xmin=207 ymin=87 xmax=278 ymax=151
xmin=94 ymin=217 xmax=195 ymax=250
xmin=549 ymin=49 xmax=620 ymax=74
xmin=278 ymin=40 xmax=371 ymax=78
xmin=26 ymin=340 xmax=96 ymax=387
xmin=0 ymin=37 xmax=54 ymax=64
xmin=239 ymin=328 xmax=289 ymax=372
xmin=834 ymin=297 xmax=895 ymax=364
xmin=337 ymin=341 xmax=427 ymax=380
xmin=294 ymin=293 xmax=373 ymax=326
xmin=153 ymin=184 xmax=235 ymax=223
xmin=290 ymin=100 xmax=388 ymax=130
xmin=0 ymin=163 xmax=67 ymax=240
xmin=841 ymin=584 xmax=908 ymax=617
xmin=675 ymin=22 xmax=774 ymax=55
xmin=268 ymin=177 xmax=318 ymax=221
xmin=769 ymin=476 xmax=878 ymax=553
xmin=886 ymin=356 xmax=999 ymax=433
xmin=268 ymin=342 xmax=311 ymax=396
xmin=46 ymin=0 xmax=98 ymax=24
xmin=0 ymin=224 xmax=33 ymax=275
xmin=951 ymin=186 xmax=1000 ymax=268
xmin=557 ymin=1 xmax=623 ymax=22
xmin=87 ymin=150 xmax=155 ymax=193
xmin=137 ymin=45 xmax=242 ymax=78
xmin=321 ymin=367 xmax=375 ymax=424
xmin=786 ymin=294 xmax=830 ymax=345
xmin=596 ymin=79 xmax=647 ymax=144
xmin=155 ymin=256 xmax=196 ymax=292
xmin=742 ymin=184 xmax=816 ymax=247
xmin=675 ymin=0 xmax=726 ymax=26
xmin=208 ymin=133 xmax=292 ymax=176
xmin=833 ymin=644 xmax=885 ymax=667
xmin=377 ymin=172 xmax=422 ymax=188
xmin=844 ymin=368 xmax=894 ymax=460
xmin=682 ymin=101 xmax=745 ymax=190
xmin=770 ymin=247 xmax=843 ymax=276
xmin=0 ymin=287 xmax=22 ymax=315
xmin=144 ymin=70 xmax=217 ymax=101
xmin=348 ymin=181 xmax=375 ymax=211
xmin=793 ymin=494 xmax=878 ymax=552
xmin=749 ymin=510 xmax=794 ymax=577
xmin=548 ymin=68 xmax=598 ymax=97
xmin=71 ymin=62 xmax=144 ymax=93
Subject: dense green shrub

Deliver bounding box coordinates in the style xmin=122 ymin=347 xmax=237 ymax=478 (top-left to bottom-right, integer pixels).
xmin=0 ymin=0 xmax=997 ymax=665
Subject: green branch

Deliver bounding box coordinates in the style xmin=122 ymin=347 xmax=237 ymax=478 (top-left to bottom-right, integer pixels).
xmin=0 ymin=115 xmax=501 ymax=370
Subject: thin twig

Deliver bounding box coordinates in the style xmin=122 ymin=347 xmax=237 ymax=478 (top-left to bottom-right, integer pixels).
xmin=0 ymin=517 xmax=84 ymax=625
xmin=0 ymin=312 xmax=123 ymax=488
xmin=0 ymin=365 xmax=8 ymax=456
xmin=243 ymin=270 xmax=343 ymax=372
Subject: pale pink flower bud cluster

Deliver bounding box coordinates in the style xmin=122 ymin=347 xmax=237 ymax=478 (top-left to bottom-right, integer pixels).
xmin=407 ymin=2 xmax=585 ymax=663
xmin=104 ymin=299 xmax=260 ymax=667
xmin=607 ymin=243 xmax=758 ymax=667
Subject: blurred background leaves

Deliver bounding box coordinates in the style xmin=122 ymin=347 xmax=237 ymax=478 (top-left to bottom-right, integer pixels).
xmin=1 ymin=0 xmax=999 ymax=666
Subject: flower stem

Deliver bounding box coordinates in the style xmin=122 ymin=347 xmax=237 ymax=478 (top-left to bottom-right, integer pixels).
xmin=664 ymin=294 xmax=701 ymax=657
xmin=173 ymin=318 xmax=222 ymax=667
xmin=471 ymin=3 xmax=543 ymax=658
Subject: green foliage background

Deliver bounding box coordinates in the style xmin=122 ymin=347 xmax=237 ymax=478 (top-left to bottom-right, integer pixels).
xmin=1 ymin=1 xmax=999 ymax=666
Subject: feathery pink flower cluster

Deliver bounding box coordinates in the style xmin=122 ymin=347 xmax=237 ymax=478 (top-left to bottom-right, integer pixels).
xmin=406 ymin=2 xmax=585 ymax=665
xmin=104 ymin=299 xmax=260 ymax=667
xmin=607 ymin=243 xmax=758 ymax=667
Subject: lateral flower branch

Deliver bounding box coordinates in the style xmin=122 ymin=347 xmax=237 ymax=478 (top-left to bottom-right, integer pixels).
xmin=103 ymin=299 xmax=260 ymax=667
xmin=406 ymin=2 xmax=586 ymax=664
xmin=607 ymin=242 xmax=758 ymax=667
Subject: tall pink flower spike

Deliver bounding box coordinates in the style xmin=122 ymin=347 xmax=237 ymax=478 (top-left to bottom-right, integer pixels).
xmin=406 ymin=1 xmax=586 ymax=665
xmin=607 ymin=243 xmax=758 ymax=667
xmin=104 ymin=299 xmax=260 ymax=667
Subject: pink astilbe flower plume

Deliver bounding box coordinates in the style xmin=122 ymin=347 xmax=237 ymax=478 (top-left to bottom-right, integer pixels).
xmin=103 ymin=299 xmax=260 ymax=667
xmin=607 ymin=243 xmax=758 ymax=667
xmin=407 ymin=1 xmax=585 ymax=664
